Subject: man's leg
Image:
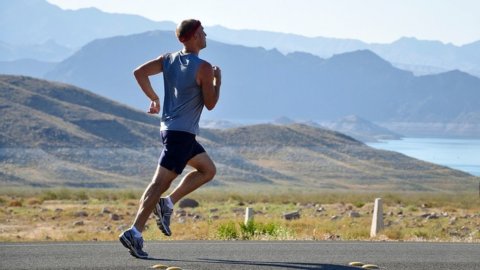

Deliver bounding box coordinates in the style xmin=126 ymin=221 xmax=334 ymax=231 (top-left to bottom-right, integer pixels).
xmin=133 ymin=165 xmax=177 ymax=232
xmin=153 ymin=152 xmax=216 ymax=236
xmin=168 ymin=152 xmax=216 ymax=204
xmin=119 ymin=165 xmax=177 ymax=258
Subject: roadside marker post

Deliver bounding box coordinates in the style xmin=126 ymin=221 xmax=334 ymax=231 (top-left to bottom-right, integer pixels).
xmin=370 ymin=198 xmax=384 ymax=237
xmin=245 ymin=207 xmax=254 ymax=225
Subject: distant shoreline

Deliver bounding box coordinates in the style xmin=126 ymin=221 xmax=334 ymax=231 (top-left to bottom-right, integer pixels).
xmin=368 ymin=137 xmax=480 ymax=176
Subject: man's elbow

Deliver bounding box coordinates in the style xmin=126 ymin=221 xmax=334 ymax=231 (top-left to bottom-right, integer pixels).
xmin=133 ymin=68 xmax=141 ymax=78
xmin=205 ymin=103 xmax=216 ymax=111
xmin=205 ymin=100 xmax=218 ymax=110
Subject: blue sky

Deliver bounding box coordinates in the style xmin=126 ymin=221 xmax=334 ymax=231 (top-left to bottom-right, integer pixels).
xmin=46 ymin=0 xmax=480 ymax=45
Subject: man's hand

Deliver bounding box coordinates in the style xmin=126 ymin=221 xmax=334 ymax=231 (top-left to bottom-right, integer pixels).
xmin=148 ymin=99 xmax=160 ymax=114
xmin=213 ymin=66 xmax=221 ymax=85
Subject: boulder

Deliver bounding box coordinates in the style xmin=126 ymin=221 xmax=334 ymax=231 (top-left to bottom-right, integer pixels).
xmin=74 ymin=211 xmax=88 ymax=217
xmin=179 ymin=198 xmax=199 ymax=208
xmin=283 ymin=211 xmax=300 ymax=220
xmin=349 ymin=211 xmax=361 ymax=218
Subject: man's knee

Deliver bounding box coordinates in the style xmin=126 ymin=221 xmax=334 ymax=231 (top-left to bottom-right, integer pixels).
xmin=202 ymin=162 xmax=216 ymax=181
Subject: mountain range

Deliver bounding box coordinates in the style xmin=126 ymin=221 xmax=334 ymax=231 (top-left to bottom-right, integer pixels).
xmin=1 ymin=0 xmax=479 ymax=143
xmin=1 ymin=0 xmax=479 ymax=78
xmin=42 ymin=30 xmax=480 ymax=138
xmin=207 ymin=26 xmax=480 ymax=78
xmin=1 ymin=75 xmax=476 ymax=191
xmin=321 ymin=115 xmax=403 ymax=142
xmin=0 ymin=0 xmax=173 ymax=57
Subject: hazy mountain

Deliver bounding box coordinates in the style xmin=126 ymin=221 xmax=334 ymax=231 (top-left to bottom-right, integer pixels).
xmin=0 ymin=0 xmax=175 ymax=60
xmin=207 ymin=26 xmax=480 ymax=78
xmin=0 ymin=40 xmax=72 ymax=62
xmin=322 ymin=115 xmax=403 ymax=142
xmin=370 ymin=38 xmax=480 ymax=78
xmin=271 ymin=115 xmax=402 ymax=142
xmin=1 ymin=75 xmax=476 ymax=190
xmin=2 ymin=0 xmax=479 ymax=78
xmin=0 ymin=59 xmax=57 ymax=78
xmin=206 ymin=25 xmax=368 ymax=58
xmin=44 ymin=31 xmax=480 ymax=137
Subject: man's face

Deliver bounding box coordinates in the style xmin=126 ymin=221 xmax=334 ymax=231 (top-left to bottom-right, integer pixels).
xmin=196 ymin=26 xmax=207 ymax=49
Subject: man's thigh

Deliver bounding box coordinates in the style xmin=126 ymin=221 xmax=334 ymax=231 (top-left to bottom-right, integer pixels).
xmin=152 ymin=164 xmax=178 ymax=184
xmin=187 ymin=152 xmax=215 ymax=172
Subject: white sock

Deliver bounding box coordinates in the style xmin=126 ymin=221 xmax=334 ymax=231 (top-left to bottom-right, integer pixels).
xmin=165 ymin=196 xmax=174 ymax=209
xmin=130 ymin=225 xmax=142 ymax=238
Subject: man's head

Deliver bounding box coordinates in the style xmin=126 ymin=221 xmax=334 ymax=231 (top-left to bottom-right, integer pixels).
xmin=176 ymin=19 xmax=206 ymax=49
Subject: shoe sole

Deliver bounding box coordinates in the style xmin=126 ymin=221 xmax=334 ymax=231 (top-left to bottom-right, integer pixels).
xmin=119 ymin=234 xmax=148 ymax=259
xmin=154 ymin=202 xmax=172 ymax=236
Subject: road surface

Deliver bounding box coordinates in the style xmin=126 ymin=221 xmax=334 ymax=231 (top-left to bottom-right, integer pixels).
xmin=1 ymin=241 xmax=479 ymax=269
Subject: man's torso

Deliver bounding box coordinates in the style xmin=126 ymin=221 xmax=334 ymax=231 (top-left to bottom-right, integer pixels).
xmin=161 ymin=51 xmax=205 ymax=135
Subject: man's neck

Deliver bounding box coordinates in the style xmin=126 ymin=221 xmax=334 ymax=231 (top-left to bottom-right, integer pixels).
xmin=182 ymin=46 xmax=199 ymax=55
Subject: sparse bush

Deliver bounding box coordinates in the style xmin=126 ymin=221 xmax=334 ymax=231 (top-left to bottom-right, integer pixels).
xmin=240 ymin=220 xmax=283 ymax=239
xmin=343 ymin=228 xmax=370 ymax=240
xmin=239 ymin=220 xmax=256 ymax=239
xmin=75 ymin=190 xmax=89 ymax=201
xmin=217 ymin=221 xmax=238 ymax=240
xmin=407 ymin=205 xmax=418 ymax=212
xmin=55 ymin=188 xmax=73 ymax=200
xmin=27 ymin=198 xmax=43 ymax=205
xmin=8 ymin=199 xmax=22 ymax=207
xmin=384 ymin=228 xmax=404 ymax=240
xmin=353 ymin=201 xmax=365 ymax=208
xmin=474 ymin=230 xmax=480 ymax=240
xmin=40 ymin=190 xmax=58 ymax=201
xmin=217 ymin=220 xmax=284 ymax=240
xmin=119 ymin=190 xmax=139 ymax=200
xmin=413 ymin=229 xmax=430 ymax=239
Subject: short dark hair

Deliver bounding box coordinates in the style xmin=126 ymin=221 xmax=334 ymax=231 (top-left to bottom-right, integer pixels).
xmin=176 ymin=19 xmax=202 ymax=42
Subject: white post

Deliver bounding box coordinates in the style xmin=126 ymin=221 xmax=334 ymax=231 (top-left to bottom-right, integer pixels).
xmin=370 ymin=198 xmax=384 ymax=237
xmin=244 ymin=207 xmax=253 ymax=225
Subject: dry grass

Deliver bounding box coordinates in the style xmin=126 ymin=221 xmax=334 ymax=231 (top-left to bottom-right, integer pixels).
xmin=0 ymin=188 xmax=479 ymax=242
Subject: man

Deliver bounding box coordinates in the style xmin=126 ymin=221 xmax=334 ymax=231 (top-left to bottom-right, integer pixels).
xmin=119 ymin=19 xmax=221 ymax=259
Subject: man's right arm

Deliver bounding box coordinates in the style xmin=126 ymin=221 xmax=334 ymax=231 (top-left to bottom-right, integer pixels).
xmin=197 ymin=62 xmax=221 ymax=111
xmin=133 ymin=55 xmax=164 ymax=114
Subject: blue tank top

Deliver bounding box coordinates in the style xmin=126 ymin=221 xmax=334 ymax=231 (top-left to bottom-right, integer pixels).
xmin=160 ymin=51 xmax=205 ymax=135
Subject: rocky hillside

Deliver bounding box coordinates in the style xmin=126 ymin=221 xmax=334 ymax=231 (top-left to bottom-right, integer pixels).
xmin=1 ymin=75 xmax=477 ymax=191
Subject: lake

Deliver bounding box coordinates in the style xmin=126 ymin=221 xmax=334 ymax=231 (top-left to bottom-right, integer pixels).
xmin=367 ymin=138 xmax=480 ymax=176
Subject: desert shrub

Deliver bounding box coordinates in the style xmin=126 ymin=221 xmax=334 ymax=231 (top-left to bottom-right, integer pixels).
xmin=8 ymin=199 xmax=22 ymax=207
xmin=217 ymin=221 xmax=238 ymax=240
xmin=217 ymin=220 xmax=283 ymax=240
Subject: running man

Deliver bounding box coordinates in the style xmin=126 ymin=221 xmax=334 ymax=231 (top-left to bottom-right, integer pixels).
xmin=119 ymin=19 xmax=221 ymax=258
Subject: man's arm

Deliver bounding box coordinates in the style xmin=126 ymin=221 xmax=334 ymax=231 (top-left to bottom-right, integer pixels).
xmin=133 ymin=55 xmax=164 ymax=114
xmin=197 ymin=62 xmax=221 ymax=111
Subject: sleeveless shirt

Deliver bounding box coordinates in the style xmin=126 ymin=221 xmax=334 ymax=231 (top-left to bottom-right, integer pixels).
xmin=160 ymin=51 xmax=205 ymax=135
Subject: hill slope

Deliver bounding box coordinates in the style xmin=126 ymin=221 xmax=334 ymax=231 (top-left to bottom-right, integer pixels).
xmin=1 ymin=75 xmax=477 ymax=191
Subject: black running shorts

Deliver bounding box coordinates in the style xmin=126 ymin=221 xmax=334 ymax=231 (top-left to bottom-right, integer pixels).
xmin=158 ymin=130 xmax=206 ymax=174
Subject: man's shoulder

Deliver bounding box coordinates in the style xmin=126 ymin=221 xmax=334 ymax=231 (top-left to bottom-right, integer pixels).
xmin=198 ymin=57 xmax=211 ymax=66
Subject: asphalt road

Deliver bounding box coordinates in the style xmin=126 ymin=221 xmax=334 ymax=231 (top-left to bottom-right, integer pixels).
xmin=1 ymin=241 xmax=479 ymax=270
